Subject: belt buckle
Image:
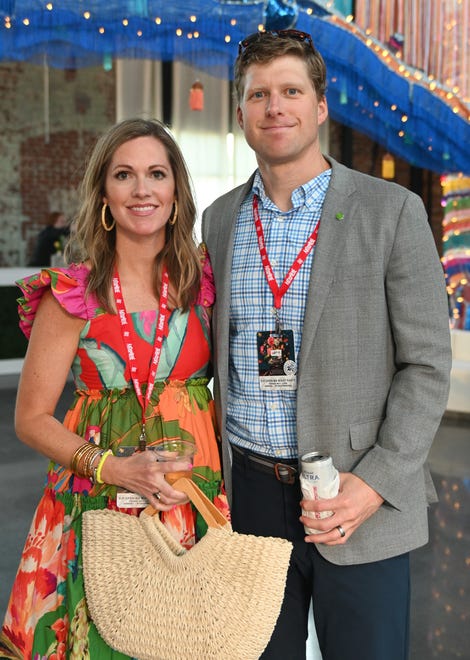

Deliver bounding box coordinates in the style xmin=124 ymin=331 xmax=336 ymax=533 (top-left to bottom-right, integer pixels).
xmin=274 ymin=463 xmax=297 ymax=485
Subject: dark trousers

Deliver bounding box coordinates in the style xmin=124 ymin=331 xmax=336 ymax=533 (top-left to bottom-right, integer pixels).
xmin=231 ymin=449 xmax=410 ymax=660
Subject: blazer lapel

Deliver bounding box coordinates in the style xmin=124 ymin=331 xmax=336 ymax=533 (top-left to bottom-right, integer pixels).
xmin=211 ymin=163 xmax=355 ymax=382
xmin=299 ymin=160 xmax=356 ymax=365
xmin=213 ymin=178 xmax=254 ymax=389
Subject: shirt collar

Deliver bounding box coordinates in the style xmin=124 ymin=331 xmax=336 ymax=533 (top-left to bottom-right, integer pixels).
xmin=252 ymin=168 xmax=331 ymax=212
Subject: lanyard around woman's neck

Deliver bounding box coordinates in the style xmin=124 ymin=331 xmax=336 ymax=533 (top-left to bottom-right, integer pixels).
xmin=112 ymin=265 xmax=170 ymax=450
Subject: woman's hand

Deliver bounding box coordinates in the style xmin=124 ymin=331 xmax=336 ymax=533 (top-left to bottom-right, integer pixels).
xmin=101 ymin=450 xmax=190 ymax=511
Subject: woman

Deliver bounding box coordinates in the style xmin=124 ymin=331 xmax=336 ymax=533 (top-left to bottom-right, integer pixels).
xmin=0 ymin=118 xmax=229 ymax=659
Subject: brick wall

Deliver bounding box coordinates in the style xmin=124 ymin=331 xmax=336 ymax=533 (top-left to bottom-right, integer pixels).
xmin=0 ymin=61 xmax=445 ymax=266
xmin=0 ymin=62 xmax=116 ymax=266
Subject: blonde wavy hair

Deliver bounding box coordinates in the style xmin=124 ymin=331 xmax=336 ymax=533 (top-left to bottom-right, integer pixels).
xmin=66 ymin=118 xmax=201 ymax=311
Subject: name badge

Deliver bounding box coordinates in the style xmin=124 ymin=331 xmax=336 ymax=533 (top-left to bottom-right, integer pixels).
xmin=257 ymin=330 xmax=297 ymax=391
xmin=116 ymin=491 xmax=149 ymax=508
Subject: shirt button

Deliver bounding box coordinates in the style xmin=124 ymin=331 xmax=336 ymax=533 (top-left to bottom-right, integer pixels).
xmin=269 ymin=402 xmax=278 ymax=411
xmin=271 ymin=259 xmax=278 ymax=267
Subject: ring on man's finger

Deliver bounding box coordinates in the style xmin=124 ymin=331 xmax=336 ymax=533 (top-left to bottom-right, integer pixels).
xmin=336 ymin=524 xmax=346 ymax=538
xmin=153 ymin=490 xmax=162 ymax=501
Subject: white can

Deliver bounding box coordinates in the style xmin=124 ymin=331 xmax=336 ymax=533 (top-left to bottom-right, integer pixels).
xmin=300 ymin=451 xmax=339 ymax=534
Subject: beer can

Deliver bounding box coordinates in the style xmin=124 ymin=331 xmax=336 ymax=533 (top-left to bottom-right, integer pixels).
xmin=300 ymin=451 xmax=339 ymax=534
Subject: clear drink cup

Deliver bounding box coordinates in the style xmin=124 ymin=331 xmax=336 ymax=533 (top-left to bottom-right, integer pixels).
xmin=147 ymin=440 xmax=196 ymax=484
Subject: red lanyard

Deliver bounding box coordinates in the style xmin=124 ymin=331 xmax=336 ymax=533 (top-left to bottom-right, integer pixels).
xmin=113 ymin=265 xmax=170 ymax=450
xmin=253 ymin=195 xmax=320 ymax=328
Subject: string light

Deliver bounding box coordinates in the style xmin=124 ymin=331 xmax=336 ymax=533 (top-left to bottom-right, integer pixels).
xmin=441 ymin=174 xmax=470 ymax=329
xmin=1 ymin=1 xmax=468 ymax=172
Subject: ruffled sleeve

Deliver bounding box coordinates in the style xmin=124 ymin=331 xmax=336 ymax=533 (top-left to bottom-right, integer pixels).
xmin=196 ymin=243 xmax=215 ymax=308
xmin=16 ymin=264 xmax=102 ymax=339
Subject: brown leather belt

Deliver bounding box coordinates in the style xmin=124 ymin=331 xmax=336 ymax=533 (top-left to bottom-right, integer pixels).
xmin=231 ymin=444 xmax=299 ymax=485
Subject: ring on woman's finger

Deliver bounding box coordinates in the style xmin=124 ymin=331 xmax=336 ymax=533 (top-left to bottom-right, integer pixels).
xmin=336 ymin=524 xmax=346 ymax=538
xmin=153 ymin=490 xmax=162 ymax=501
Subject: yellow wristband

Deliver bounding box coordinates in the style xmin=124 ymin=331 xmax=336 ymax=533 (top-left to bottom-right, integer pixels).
xmin=95 ymin=449 xmax=113 ymax=485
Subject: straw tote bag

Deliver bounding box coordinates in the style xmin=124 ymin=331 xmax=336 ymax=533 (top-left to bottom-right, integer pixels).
xmin=82 ymin=477 xmax=293 ymax=660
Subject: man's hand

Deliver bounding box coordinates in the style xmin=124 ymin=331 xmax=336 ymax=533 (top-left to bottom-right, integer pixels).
xmin=300 ymin=472 xmax=384 ymax=545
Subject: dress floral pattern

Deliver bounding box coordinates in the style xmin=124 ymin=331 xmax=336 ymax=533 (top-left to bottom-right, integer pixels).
xmin=0 ymin=254 xmax=229 ymax=660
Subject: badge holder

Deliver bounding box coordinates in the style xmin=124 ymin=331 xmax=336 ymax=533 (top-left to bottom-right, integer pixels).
xmin=257 ymin=311 xmax=297 ymax=391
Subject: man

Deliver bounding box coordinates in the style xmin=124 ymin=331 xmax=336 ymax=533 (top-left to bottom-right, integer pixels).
xmin=29 ymin=211 xmax=69 ymax=266
xmin=202 ymin=29 xmax=451 ymax=660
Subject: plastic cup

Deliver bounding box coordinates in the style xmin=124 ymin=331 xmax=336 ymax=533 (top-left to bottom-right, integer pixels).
xmin=147 ymin=440 xmax=196 ymax=484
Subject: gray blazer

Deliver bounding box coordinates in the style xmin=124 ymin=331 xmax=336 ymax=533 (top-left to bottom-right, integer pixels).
xmin=201 ymin=157 xmax=452 ymax=565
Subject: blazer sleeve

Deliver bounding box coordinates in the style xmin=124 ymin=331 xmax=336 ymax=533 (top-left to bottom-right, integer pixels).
xmin=352 ymin=190 xmax=452 ymax=510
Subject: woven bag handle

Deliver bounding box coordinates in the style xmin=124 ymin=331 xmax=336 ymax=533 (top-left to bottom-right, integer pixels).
xmin=145 ymin=477 xmax=230 ymax=530
xmin=172 ymin=477 xmax=230 ymax=528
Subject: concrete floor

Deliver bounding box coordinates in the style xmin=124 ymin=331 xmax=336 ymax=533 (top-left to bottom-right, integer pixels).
xmin=0 ymin=375 xmax=469 ymax=659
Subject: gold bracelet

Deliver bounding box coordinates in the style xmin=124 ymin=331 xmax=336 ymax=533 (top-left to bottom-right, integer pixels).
xmin=71 ymin=443 xmax=103 ymax=479
xmin=95 ymin=449 xmax=113 ymax=485
xmin=78 ymin=446 xmax=102 ymax=479
xmin=71 ymin=443 xmax=93 ymax=475
xmin=84 ymin=447 xmax=103 ymax=479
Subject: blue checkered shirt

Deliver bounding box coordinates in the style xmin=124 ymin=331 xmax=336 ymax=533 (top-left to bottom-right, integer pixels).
xmin=227 ymin=168 xmax=331 ymax=459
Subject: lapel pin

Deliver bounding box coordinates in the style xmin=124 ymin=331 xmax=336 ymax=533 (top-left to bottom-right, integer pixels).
xmin=335 ymin=212 xmax=344 ymax=220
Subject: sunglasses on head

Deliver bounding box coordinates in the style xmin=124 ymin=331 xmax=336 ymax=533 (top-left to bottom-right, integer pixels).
xmin=238 ymin=29 xmax=314 ymax=55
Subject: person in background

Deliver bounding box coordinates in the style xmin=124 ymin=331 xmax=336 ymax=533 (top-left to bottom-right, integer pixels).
xmin=202 ymin=29 xmax=451 ymax=660
xmin=28 ymin=210 xmax=70 ymax=266
xmin=0 ymin=118 xmax=228 ymax=659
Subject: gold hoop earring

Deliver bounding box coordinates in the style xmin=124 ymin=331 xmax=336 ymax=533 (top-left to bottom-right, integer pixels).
xmin=101 ymin=203 xmax=116 ymax=232
xmin=169 ymin=200 xmax=178 ymax=226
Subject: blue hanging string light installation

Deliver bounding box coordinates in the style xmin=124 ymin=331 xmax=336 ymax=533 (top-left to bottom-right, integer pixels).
xmin=0 ymin=0 xmax=468 ymax=175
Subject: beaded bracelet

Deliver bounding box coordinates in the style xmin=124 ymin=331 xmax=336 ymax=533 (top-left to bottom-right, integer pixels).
xmin=85 ymin=448 xmax=104 ymax=479
xmin=95 ymin=449 xmax=113 ymax=485
xmin=90 ymin=449 xmax=106 ymax=485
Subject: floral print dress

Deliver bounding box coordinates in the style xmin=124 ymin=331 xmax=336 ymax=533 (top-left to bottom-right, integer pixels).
xmin=0 ymin=257 xmax=229 ymax=660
